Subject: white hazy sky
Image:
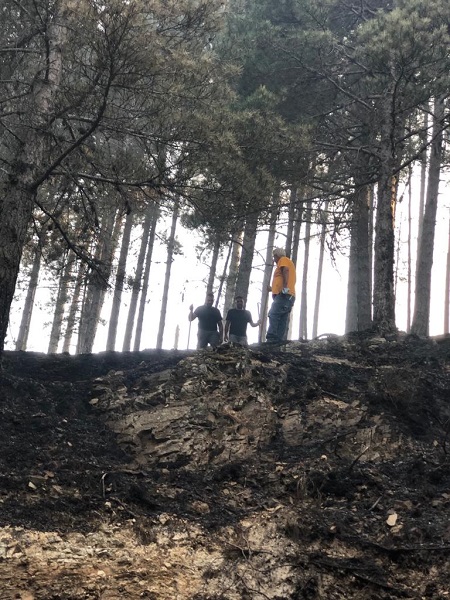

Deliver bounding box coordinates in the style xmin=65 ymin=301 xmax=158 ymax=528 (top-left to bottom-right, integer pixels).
xmin=5 ymin=178 xmax=449 ymax=353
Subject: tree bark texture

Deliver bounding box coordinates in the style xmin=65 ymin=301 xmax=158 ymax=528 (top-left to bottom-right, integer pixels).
xmin=411 ymin=96 xmax=445 ymax=336
xmin=258 ymin=197 xmax=279 ymax=343
xmin=77 ymin=206 xmax=118 ymax=354
xmin=299 ymin=202 xmax=311 ymax=340
xmin=207 ymin=237 xmax=221 ymax=298
xmin=62 ymin=260 xmax=87 ymax=354
xmin=133 ymin=209 xmax=159 ymax=351
xmin=0 ymin=0 xmax=71 ymax=353
xmin=312 ymin=201 xmax=328 ymax=338
xmin=346 ymin=186 xmax=372 ymax=333
xmin=156 ymin=199 xmax=179 ymax=350
xmin=15 ymin=248 xmax=42 ymax=351
xmin=285 ymin=187 xmax=297 ymax=258
xmin=123 ymin=202 xmax=157 ymax=352
xmin=223 ymin=226 xmax=244 ymax=319
xmin=48 ymin=252 xmax=74 ymax=353
xmin=106 ymin=209 xmax=134 ymax=351
xmin=373 ymin=90 xmax=400 ymax=334
xmin=445 ymin=216 xmax=450 ymax=335
xmin=234 ymin=211 xmax=258 ymax=300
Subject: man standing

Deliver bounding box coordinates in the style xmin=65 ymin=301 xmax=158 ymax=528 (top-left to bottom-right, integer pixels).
xmin=189 ymin=292 xmax=223 ymax=349
xmin=224 ymin=296 xmax=260 ymax=346
xmin=266 ymin=247 xmax=296 ymax=342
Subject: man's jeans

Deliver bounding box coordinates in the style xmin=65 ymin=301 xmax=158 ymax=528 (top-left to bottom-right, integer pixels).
xmin=197 ymin=330 xmax=220 ymax=349
xmin=266 ymin=294 xmax=295 ymax=341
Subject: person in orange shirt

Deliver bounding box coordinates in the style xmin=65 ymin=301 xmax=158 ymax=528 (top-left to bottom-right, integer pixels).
xmin=266 ymin=247 xmax=296 ymax=342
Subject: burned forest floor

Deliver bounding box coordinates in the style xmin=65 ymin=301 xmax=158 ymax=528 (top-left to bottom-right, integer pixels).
xmin=0 ymin=333 xmax=450 ymax=600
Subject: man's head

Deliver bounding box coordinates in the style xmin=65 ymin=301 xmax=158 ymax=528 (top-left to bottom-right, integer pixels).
xmin=273 ymin=247 xmax=286 ymax=263
xmin=235 ymin=296 xmax=245 ymax=309
xmin=205 ymin=292 xmax=214 ymax=306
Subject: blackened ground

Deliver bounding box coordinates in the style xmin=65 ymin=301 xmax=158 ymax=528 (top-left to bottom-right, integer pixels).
xmin=0 ymin=335 xmax=449 ymax=599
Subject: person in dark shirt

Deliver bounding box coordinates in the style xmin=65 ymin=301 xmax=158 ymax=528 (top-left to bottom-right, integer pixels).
xmin=189 ymin=292 xmax=223 ymax=349
xmin=224 ymin=296 xmax=260 ymax=346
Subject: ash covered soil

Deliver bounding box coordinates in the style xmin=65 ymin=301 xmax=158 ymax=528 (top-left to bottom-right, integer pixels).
xmin=0 ymin=334 xmax=449 ymax=600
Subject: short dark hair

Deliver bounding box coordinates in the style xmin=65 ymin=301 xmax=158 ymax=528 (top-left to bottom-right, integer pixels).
xmin=206 ymin=292 xmax=214 ymax=298
xmin=235 ymin=295 xmax=244 ymax=300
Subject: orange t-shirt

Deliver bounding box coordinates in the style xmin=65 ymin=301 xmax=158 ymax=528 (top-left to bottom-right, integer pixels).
xmin=271 ymin=256 xmax=296 ymax=296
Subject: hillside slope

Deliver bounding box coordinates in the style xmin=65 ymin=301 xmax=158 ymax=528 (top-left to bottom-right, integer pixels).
xmin=0 ymin=335 xmax=449 ymax=599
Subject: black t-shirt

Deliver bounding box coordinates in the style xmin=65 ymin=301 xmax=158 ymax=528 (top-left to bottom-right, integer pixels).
xmin=193 ymin=305 xmax=222 ymax=332
xmin=226 ymin=308 xmax=252 ymax=336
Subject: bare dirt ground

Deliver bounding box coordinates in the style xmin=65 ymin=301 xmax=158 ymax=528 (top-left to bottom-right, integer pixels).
xmin=0 ymin=334 xmax=449 ymax=599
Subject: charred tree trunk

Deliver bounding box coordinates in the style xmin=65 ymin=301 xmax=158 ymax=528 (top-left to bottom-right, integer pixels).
xmin=122 ymin=202 xmax=158 ymax=352
xmin=259 ymin=192 xmax=280 ymax=343
xmin=48 ymin=252 xmax=73 ymax=353
xmin=285 ymin=187 xmax=297 ymax=258
xmin=62 ymin=260 xmax=87 ymax=354
xmin=235 ymin=211 xmax=258 ymax=300
xmin=0 ymin=3 xmax=70 ymax=354
xmin=373 ymin=90 xmax=400 ymax=334
xmin=445 ymin=215 xmax=450 ymax=335
xmin=77 ymin=207 xmax=119 ymax=354
xmin=299 ymin=202 xmax=311 ymax=340
xmin=411 ymin=96 xmax=445 ymax=337
xmin=15 ymin=247 xmax=42 ymax=351
xmin=207 ymin=237 xmax=221 ymax=297
xmin=223 ymin=226 xmax=244 ymax=317
xmin=346 ymin=185 xmax=373 ymax=333
xmin=106 ymin=209 xmax=134 ymax=351
xmin=406 ymin=166 xmax=413 ymax=333
xmin=133 ymin=207 xmax=159 ymax=351
xmin=312 ymin=201 xmax=328 ymax=338
xmin=156 ymin=199 xmax=179 ymax=350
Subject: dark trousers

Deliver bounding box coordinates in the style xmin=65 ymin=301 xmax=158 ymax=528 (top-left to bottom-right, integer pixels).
xmin=197 ymin=329 xmax=220 ymax=349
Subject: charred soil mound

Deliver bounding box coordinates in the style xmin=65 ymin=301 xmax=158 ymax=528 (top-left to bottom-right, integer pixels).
xmin=0 ymin=335 xmax=449 ymax=599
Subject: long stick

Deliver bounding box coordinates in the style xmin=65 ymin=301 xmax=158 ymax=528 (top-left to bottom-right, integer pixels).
xmin=187 ymin=319 xmax=192 ymax=350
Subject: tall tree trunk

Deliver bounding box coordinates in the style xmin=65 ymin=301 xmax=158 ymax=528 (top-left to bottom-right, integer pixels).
xmin=373 ymin=91 xmax=400 ymax=334
xmin=207 ymin=237 xmax=221 ymax=297
xmin=0 ymin=2 xmax=70 ymax=354
xmin=122 ymin=202 xmax=157 ymax=351
xmin=285 ymin=187 xmax=297 ymax=257
xmin=287 ymin=194 xmax=304 ymax=340
xmin=77 ymin=206 xmax=119 ymax=354
xmin=312 ymin=201 xmax=328 ymax=338
xmin=411 ymin=96 xmax=445 ymax=337
xmin=216 ymin=239 xmax=233 ymax=308
xmin=48 ymin=252 xmax=73 ymax=353
xmin=445 ymin=213 xmax=450 ymax=335
xmin=133 ymin=207 xmax=159 ymax=351
xmin=346 ymin=185 xmax=373 ymax=333
xmin=156 ymin=199 xmax=179 ymax=350
xmin=106 ymin=209 xmax=134 ymax=351
xmin=15 ymin=248 xmax=42 ymax=351
xmin=291 ymin=193 xmax=304 ymax=268
xmin=259 ymin=195 xmax=279 ymax=343
xmin=299 ymin=202 xmax=312 ymax=340
xmin=62 ymin=260 xmax=87 ymax=353
xmin=223 ymin=226 xmax=244 ymax=317
xmin=235 ymin=210 xmax=259 ymax=299
xmin=416 ymin=104 xmax=429 ymax=269
xmin=407 ymin=165 xmax=413 ymax=333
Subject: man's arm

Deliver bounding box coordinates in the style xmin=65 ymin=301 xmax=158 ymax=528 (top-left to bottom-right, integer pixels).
xmin=248 ymin=311 xmax=260 ymax=327
xmin=188 ymin=304 xmax=197 ymax=322
xmin=280 ymin=266 xmax=290 ymax=293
